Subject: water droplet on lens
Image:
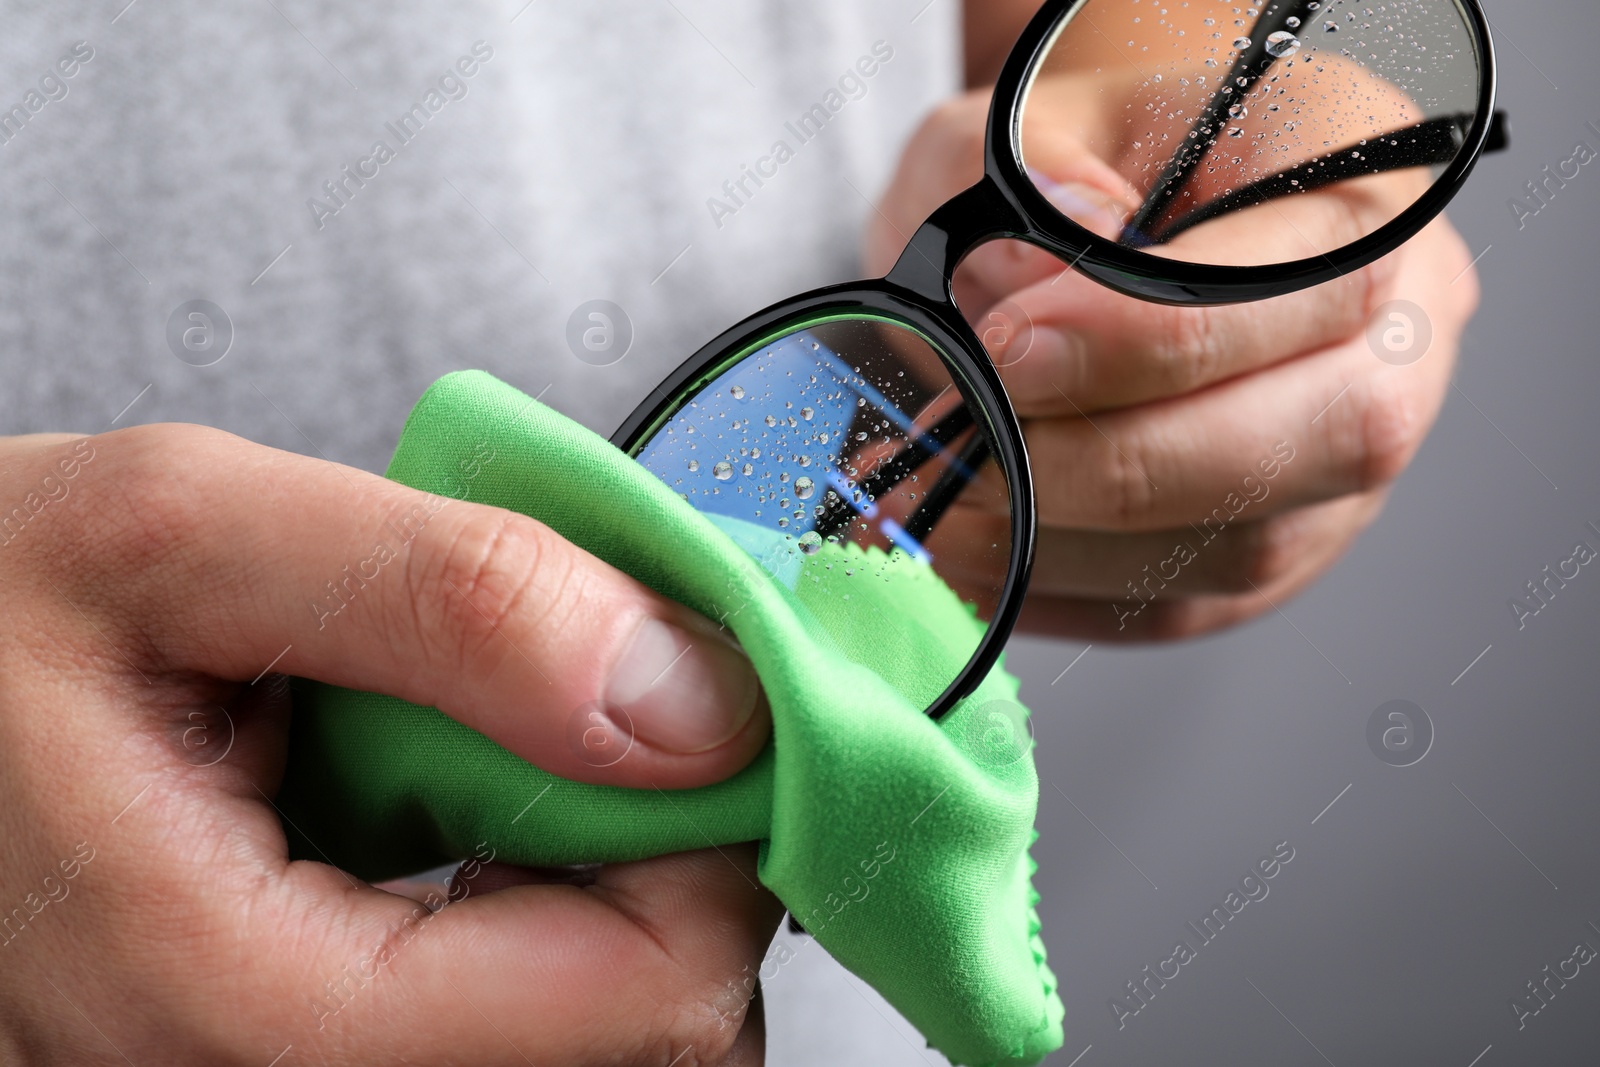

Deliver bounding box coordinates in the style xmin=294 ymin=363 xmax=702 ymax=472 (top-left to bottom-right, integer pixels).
xmin=730 ymin=385 xmax=745 ymax=399
xmin=795 ymin=476 xmax=815 ymax=499
xmin=687 ymin=459 xmax=699 ymax=472
xmin=1233 ymin=36 xmax=1252 ymax=49
xmin=765 ymin=414 xmax=777 ymax=427
xmin=712 ymin=461 xmax=733 ymax=481
xmin=798 ymin=531 xmax=822 ymax=554
xmin=1323 ymin=20 xmax=1337 ymax=31
xmin=1286 ymin=16 xmax=1301 ymax=28
xmin=1266 ymin=30 xmax=1301 ymax=56
xmin=800 ymin=406 xmax=815 ymax=421
xmin=1228 ymin=103 xmax=1247 ymax=119
xmin=741 ymin=463 xmax=753 ymax=477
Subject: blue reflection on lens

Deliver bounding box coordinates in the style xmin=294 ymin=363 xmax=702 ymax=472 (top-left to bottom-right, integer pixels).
xmin=635 ymin=328 xmax=951 ymax=580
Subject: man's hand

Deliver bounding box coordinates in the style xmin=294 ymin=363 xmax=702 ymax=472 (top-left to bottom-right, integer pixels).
xmin=867 ymin=87 xmax=1479 ymax=641
xmin=0 ymin=426 xmax=779 ymax=1064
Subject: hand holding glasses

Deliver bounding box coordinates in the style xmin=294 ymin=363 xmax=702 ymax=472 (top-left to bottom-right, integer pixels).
xmin=613 ymin=0 xmax=1505 ymax=720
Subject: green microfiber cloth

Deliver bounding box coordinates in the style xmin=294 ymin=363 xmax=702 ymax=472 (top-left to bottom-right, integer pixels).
xmin=277 ymin=370 xmax=1064 ymax=1067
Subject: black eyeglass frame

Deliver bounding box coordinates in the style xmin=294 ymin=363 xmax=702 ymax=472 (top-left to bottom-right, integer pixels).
xmin=612 ymin=0 xmax=1500 ymax=721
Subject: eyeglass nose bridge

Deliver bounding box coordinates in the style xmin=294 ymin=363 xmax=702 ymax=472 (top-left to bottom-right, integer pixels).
xmin=882 ymin=176 xmax=1045 ymax=305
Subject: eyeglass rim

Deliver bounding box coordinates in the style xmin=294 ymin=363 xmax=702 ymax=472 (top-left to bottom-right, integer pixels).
xmin=612 ymin=0 xmax=1500 ymax=720
xmin=611 ymin=283 xmax=1037 ymax=722
xmin=980 ymin=0 xmax=1501 ymax=305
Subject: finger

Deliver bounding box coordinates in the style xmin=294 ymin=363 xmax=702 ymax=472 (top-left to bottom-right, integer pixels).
xmin=953 ymin=178 xmax=1139 ymax=315
xmin=865 ymin=91 xmax=992 ymax=277
xmin=37 ymin=426 xmax=770 ymax=790
xmin=26 ymin=641 xmax=778 ymax=1065
xmin=864 ymin=86 xmax=1133 ymax=285
xmin=972 ymin=47 xmax=1430 ymax=406
xmin=715 ymin=977 xmax=767 ymax=1067
xmin=954 ymin=238 xmax=1074 ymax=322
xmin=301 ymin=844 xmax=783 ymax=1066
xmin=70 ymin=766 xmax=780 ymax=1067
xmin=1019 ymin=291 xmax=1459 ymax=532
xmin=452 ymin=859 xmax=602 ymax=895
xmin=1157 ymin=165 xmax=1429 ymax=267
xmin=941 ymin=491 xmax=1384 ymax=602
xmin=990 ymin=194 xmax=1416 ymax=416
xmin=1014 ymin=505 xmax=1364 ymax=643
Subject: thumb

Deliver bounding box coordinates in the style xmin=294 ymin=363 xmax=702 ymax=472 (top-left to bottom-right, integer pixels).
xmin=52 ymin=424 xmax=769 ymax=789
xmin=277 ymin=844 xmax=783 ymax=1066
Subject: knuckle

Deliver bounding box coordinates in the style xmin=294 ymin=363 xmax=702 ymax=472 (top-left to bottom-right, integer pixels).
xmin=1452 ymin=264 xmax=1483 ymax=322
xmin=1437 ymin=225 xmax=1483 ymax=322
xmin=61 ymin=424 xmax=235 ymax=571
xmin=1095 ymin=427 xmax=1159 ymax=530
xmin=1335 ymin=191 xmax=1371 ymax=255
xmin=642 ymin=977 xmax=748 ymax=1067
xmin=1223 ymin=520 xmax=1302 ymax=592
xmin=1355 ymin=379 xmax=1425 ymax=489
xmin=404 ymin=508 xmax=567 ymax=674
xmin=1356 ymin=252 xmax=1396 ymax=319
xmin=923 ymin=94 xmax=966 ymax=134
xmin=1162 ymin=305 xmax=1223 ymax=392
xmin=919 ymin=92 xmax=989 ymax=170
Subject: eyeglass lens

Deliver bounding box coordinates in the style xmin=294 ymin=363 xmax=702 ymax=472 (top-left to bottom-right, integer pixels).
xmin=1019 ymin=0 xmax=1484 ymax=265
xmin=632 ymin=316 xmax=1014 ymax=710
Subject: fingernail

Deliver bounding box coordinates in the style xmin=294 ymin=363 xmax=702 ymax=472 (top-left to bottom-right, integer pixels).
xmin=605 ymin=617 xmax=760 ymax=754
xmin=1029 ymin=171 xmax=1129 ymax=241
xmin=1000 ymin=326 xmax=1088 ymax=407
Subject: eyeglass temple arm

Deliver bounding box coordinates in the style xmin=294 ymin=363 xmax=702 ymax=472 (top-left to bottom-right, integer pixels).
xmin=901 ymin=434 xmax=991 ymax=544
xmin=1122 ymin=0 xmax=1321 ymax=241
xmin=811 ymin=405 xmax=975 ymax=541
xmin=1138 ymin=109 xmax=1509 ymax=247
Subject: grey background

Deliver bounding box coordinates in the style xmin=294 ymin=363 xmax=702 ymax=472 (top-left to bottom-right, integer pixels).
xmin=775 ymin=1 xmax=1600 ymax=1064
xmin=1009 ymin=1 xmax=1600 ymax=1063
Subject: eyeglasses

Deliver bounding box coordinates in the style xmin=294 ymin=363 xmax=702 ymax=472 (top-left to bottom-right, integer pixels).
xmin=611 ymin=0 xmax=1506 ymax=721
